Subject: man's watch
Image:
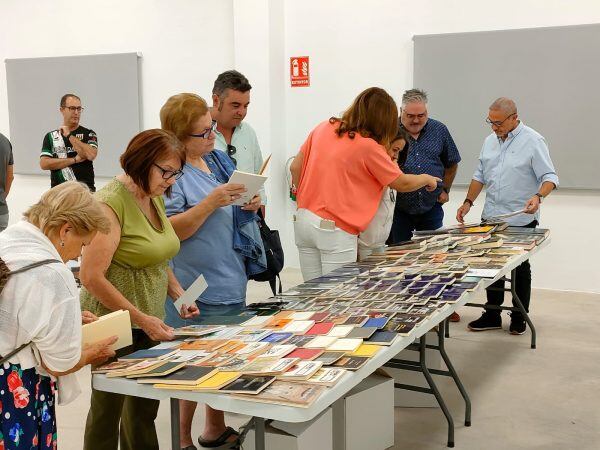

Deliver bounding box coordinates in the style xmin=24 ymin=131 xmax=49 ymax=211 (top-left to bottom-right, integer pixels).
xmin=535 ymin=193 xmax=544 ymax=203
xmin=442 ymin=186 xmax=450 ymax=194
xmin=464 ymin=198 xmax=474 ymax=207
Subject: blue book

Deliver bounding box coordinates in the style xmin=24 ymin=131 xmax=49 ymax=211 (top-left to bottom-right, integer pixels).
xmin=261 ymin=332 xmax=293 ymax=344
xmin=119 ymin=348 xmax=178 ymax=361
xmin=363 ymin=317 xmax=389 ymax=329
xmin=366 ymin=331 xmax=397 ymax=345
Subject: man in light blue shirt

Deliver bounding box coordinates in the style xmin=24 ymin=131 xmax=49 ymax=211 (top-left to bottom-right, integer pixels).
xmin=456 ymin=97 xmax=558 ymax=335
xmin=210 ymin=70 xmax=266 ymax=211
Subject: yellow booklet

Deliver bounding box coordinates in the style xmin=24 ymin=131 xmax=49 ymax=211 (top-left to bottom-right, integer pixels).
xmin=350 ymin=344 xmax=382 ymax=358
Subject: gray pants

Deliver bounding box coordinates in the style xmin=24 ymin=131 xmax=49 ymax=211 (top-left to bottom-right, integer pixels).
xmin=0 ymin=213 xmax=8 ymax=232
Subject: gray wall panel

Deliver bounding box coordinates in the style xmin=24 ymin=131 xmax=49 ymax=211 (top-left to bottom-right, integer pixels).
xmin=414 ymin=24 xmax=600 ymax=189
xmin=6 ymin=52 xmax=141 ymax=179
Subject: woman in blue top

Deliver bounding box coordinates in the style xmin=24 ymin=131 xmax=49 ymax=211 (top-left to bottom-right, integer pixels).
xmin=161 ymin=93 xmax=265 ymax=450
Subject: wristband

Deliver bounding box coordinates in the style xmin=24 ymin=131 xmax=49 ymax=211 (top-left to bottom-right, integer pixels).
xmin=463 ymin=199 xmax=473 ymax=207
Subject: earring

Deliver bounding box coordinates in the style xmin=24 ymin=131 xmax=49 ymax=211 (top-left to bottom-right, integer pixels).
xmin=60 ymin=241 xmax=65 ymax=247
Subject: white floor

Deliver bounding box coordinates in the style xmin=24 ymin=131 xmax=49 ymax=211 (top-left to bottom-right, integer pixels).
xmin=56 ymin=269 xmax=600 ymax=450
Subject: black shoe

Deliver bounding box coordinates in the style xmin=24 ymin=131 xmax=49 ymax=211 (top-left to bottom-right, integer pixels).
xmin=509 ymin=319 xmax=526 ymax=335
xmin=468 ymin=313 xmax=502 ymax=331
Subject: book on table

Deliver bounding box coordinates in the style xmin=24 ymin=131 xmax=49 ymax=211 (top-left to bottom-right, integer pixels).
xmin=277 ymin=360 xmax=323 ymax=381
xmin=241 ymin=357 xmax=299 ymax=375
xmin=127 ymin=361 xmax=186 ymax=379
xmin=137 ymin=365 xmax=218 ymax=385
xmin=306 ymin=368 xmax=348 ymax=386
xmin=234 ymin=381 xmax=326 ymax=407
xmin=219 ymin=375 xmax=276 ymax=395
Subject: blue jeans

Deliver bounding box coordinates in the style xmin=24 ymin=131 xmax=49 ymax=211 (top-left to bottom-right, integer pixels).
xmin=387 ymin=202 xmax=444 ymax=244
xmin=164 ymin=298 xmax=247 ymax=328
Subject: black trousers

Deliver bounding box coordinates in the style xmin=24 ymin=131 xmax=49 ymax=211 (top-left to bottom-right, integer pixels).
xmin=485 ymin=220 xmax=537 ymax=322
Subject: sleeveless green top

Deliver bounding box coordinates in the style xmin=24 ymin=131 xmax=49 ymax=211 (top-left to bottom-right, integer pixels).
xmin=80 ymin=178 xmax=180 ymax=324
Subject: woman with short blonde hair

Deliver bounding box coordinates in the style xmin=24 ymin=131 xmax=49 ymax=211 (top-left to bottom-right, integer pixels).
xmin=0 ymin=181 xmax=116 ymax=450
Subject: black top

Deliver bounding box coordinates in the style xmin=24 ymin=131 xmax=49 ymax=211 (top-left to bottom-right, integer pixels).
xmin=41 ymin=125 xmax=98 ymax=191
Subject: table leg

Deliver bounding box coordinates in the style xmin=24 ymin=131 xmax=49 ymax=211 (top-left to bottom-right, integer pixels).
xmin=510 ymin=268 xmax=537 ymax=349
xmin=170 ymin=398 xmax=180 ymax=450
xmin=438 ymin=320 xmax=472 ymax=426
xmin=255 ymin=417 xmax=266 ymax=450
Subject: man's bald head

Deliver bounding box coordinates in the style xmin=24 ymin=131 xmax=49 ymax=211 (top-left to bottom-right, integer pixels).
xmin=489 ymin=97 xmax=517 ymax=115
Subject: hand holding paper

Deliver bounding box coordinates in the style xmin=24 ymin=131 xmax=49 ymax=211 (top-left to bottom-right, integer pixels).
xmin=173 ymin=274 xmax=208 ymax=311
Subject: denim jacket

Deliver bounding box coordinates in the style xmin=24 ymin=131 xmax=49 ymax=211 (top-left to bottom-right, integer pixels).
xmin=203 ymin=150 xmax=267 ymax=276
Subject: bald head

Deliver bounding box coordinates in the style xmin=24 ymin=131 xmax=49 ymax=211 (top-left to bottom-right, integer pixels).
xmin=489 ymin=97 xmax=517 ymax=115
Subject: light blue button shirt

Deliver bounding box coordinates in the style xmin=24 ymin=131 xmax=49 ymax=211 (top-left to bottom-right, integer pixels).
xmin=164 ymin=163 xmax=247 ymax=305
xmin=473 ymin=122 xmax=559 ymax=226
xmin=214 ymin=121 xmax=267 ymax=203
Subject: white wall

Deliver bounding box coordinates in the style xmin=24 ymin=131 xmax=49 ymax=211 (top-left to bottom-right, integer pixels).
xmin=0 ymin=0 xmax=234 ymax=137
xmin=277 ymin=0 xmax=600 ymax=293
xmin=3 ymin=0 xmax=600 ymax=293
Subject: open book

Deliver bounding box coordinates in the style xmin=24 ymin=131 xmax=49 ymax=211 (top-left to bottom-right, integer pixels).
xmin=226 ymin=153 xmax=271 ymax=206
xmin=228 ymin=170 xmax=268 ymax=206
xmin=82 ymin=309 xmax=132 ymax=350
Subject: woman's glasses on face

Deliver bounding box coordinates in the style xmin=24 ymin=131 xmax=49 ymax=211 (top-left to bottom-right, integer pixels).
xmin=189 ymin=120 xmax=217 ymax=139
xmin=153 ymin=163 xmax=184 ymax=180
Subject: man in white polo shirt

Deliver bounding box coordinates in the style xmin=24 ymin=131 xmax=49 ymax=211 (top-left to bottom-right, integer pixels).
xmin=210 ymin=70 xmax=266 ymax=211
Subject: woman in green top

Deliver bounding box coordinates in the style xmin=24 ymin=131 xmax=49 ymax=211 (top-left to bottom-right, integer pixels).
xmin=79 ymin=129 xmax=199 ymax=450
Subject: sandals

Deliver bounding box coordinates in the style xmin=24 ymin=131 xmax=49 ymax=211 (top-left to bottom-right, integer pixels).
xmin=197 ymin=426 xmax=240 ymax=449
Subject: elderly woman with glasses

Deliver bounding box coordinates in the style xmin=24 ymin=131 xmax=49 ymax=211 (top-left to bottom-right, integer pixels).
xmin=79 ymin=129 xmax=199 ymax=450
xmin=160 ymin=93 xmax=266 ymax=450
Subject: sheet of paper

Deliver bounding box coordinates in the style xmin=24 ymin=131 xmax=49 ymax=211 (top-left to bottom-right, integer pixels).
xmin=173 ymin=274 xmax=208 ymax=310
xmin=484 ymin=209 xmax=526 ymax=221
xmin=228 ymin=170 xmax=268 ymax=206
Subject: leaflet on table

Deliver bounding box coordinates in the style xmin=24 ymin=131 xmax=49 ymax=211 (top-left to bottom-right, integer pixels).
xmin=173 ymin=274 xmax=208 ymax=310
xmin=227 ymin=170 xmax=268 ymax=205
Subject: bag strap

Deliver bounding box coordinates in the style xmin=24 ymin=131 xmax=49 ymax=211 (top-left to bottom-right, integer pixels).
xmin=0 ymin=343 xmax=31 ymax=366
xmin=268 ymin=274 xmax=283 ymax=297
xmin=0 ymin=258 xmax=62 ymax=364
xmin=9 ymin=258 xmax=62 ymax=275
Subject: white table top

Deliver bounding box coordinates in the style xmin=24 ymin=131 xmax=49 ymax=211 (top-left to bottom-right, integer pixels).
xmin=93 ymin=238 xmax=549 ymax=423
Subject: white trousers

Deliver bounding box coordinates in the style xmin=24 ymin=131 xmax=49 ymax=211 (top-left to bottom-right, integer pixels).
xmin=293 ymin=208 xmax=358 ymax=281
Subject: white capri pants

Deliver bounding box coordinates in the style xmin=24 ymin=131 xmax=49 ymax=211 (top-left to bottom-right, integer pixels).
xmin=293 ymin=208 xmax=358 ymax=281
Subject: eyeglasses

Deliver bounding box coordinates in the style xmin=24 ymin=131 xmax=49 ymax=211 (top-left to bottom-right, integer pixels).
xmin=227 ymin=144 xmax=237 ymax=167
xmin=63 ymin=106 xmax=84 ymax=112
xmin=153 ymin=163 xmax=184 ymax=180
xmin=485 ymin=113 xmax=516 ymax=127
xmin=189 ymin=120 xmax=217 ymax=139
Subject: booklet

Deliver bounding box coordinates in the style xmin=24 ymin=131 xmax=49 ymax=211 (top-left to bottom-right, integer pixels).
xmin=82 ymin=309 xmax=132 ymax=351
xmin=228 ymin=170 xmax=268 ymax=206
xmin=173 ymin=274 xmax=208 ymax=310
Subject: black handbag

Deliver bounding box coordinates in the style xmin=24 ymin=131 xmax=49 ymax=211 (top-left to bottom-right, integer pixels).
xmin=249 ymin=210 xmax=284 ymax=296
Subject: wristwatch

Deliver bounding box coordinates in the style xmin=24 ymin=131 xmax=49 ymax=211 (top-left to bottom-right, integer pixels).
xmin=463 ymin=199 xmax=474 ymax=207
xmin=442 ymin=186 xmax=450 ymax=194
xmin=535 ymin=193 xmax=544 ymax=203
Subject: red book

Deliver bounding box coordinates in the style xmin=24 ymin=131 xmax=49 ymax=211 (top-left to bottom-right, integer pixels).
xmin=310 ymin=312 xmax=330 ymax=322
xmin=305 ymin=322 xmax=334 ymax=335
xmin=286 ymin=348 xmax=324 ymax=360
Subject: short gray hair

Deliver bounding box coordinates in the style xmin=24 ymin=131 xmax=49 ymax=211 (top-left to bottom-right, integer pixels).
xmin=402 ymin=89 xmax=428 ymax=107
xmin=212 ymin=70 xmax=252 ymax=97
xmin=489 ymin=97 xmax=517 ymax=115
